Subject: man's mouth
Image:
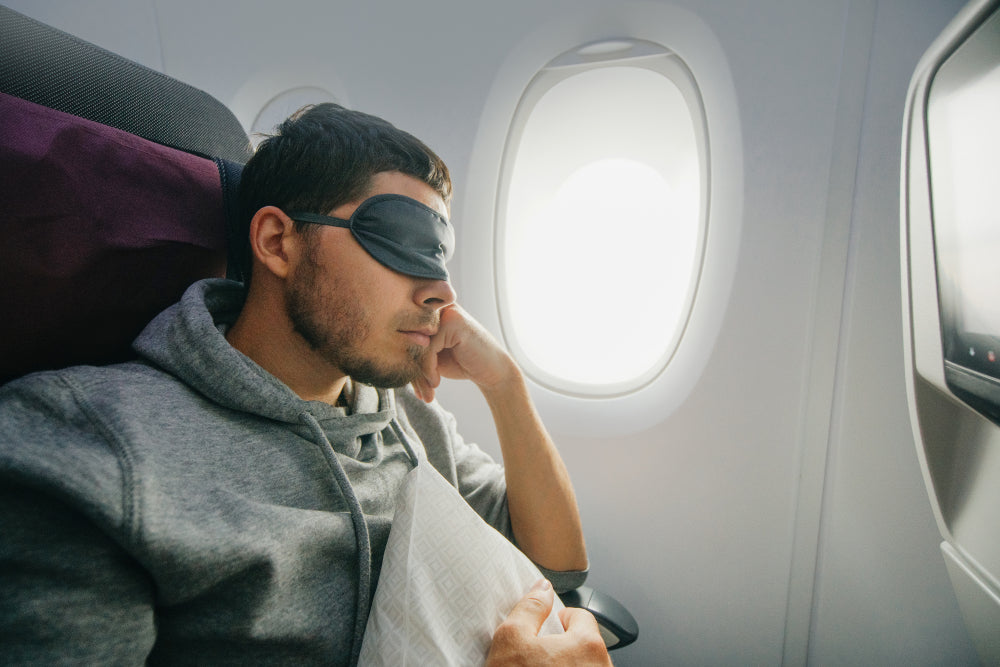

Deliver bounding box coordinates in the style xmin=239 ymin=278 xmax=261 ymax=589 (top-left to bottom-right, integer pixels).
xmin=399 ymin=329 xmax=435 ymax=347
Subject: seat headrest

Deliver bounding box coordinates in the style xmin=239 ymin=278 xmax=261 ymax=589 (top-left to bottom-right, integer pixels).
xmin=0 ymin=92 xmax=233 ymax=383
xmin=0 ymin=5 xmax=252 ymax=163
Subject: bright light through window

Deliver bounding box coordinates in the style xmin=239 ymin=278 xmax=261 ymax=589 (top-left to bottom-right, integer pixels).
xmin=499 ymin=50 xmax=706 ymax=395
xmin=507 ymin=158 xmax=697 ymax=385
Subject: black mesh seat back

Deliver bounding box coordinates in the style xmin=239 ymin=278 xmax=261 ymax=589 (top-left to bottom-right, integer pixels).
xmin=0 ymin=5 xmax=252 ymax=163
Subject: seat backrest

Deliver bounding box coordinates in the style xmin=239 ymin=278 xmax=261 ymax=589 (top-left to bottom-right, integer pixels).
xmin=0 ymin=6 xmax=251 ymax=384
xmin=0 ymin=5 xmax=251 ymax=162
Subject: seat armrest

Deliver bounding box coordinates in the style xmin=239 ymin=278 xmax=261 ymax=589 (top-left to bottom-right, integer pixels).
xmin=558 ymin=586 xmax=638 ymax=650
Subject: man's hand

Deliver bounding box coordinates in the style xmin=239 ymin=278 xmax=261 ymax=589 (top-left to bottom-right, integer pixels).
xmin=412 ymin=304 xmax=515 ymax=403
xmin=486 ymin=579 xmax=612 ymax=666
xmin=412 ymin=305 xmax=588 ymax=573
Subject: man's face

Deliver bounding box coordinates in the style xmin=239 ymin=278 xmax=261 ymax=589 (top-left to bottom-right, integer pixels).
xmin=284 ymin=171 xmax=455 ymax=388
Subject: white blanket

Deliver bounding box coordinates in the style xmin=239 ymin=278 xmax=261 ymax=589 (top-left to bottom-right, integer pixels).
xmin=359 ymin=462 xmax=564 ymax=666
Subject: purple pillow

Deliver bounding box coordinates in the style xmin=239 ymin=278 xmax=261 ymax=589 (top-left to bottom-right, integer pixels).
xmin=0 ymin=92 xmax=229 ymax=383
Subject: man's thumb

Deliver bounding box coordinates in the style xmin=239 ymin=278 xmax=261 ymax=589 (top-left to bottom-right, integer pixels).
xmin=503 ymin=579 xmax=555 ymax=634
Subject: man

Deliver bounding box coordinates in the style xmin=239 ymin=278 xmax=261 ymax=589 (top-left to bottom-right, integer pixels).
xmin=0 ymin=103 xmax=611 ymax=665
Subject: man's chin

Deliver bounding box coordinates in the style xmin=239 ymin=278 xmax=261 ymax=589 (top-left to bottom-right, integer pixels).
xmin=348 ymin=364 xmax=423 ymax=391
xmin=339 ymin=345 xmax=427 ymax=390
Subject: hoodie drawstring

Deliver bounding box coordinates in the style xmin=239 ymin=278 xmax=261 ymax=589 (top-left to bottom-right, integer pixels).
xmin=299 ymin=389 xmax=422 ymax=667
xmin=389 ymin=420 xmax=420 ymax=468
xmin=299 ymin=411 xmax=372 ymax=667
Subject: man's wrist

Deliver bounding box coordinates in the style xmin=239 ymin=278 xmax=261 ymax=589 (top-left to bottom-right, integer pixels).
xmin=475 ymin=355 xmax=524 ymax=401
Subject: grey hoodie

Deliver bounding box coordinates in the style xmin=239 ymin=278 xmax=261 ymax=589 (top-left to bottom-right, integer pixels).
xmin=0 ymin=279 xmax=585 ymax=666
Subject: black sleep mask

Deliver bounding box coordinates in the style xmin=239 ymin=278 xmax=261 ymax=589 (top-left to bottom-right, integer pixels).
xmin=288 ymin=193 xmax=454 ymax=281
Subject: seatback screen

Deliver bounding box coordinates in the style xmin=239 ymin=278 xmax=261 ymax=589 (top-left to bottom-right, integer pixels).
xmin=926 ymin=10 xmax=1000 ymax=421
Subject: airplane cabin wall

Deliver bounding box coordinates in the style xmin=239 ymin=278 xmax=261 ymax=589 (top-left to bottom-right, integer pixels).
xmin=804 ymin=1 xmax=978 ymax=664
xmin=3 ymin=0 xmax=980 ymax=664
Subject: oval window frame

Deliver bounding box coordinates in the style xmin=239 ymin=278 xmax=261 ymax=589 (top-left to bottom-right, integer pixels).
xmin=494 ymin=39 xmax=711 ymax=398
xmin=250 ymin=86 xmax=340 ymax=147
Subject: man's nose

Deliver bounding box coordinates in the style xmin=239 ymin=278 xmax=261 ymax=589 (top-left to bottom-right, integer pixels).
xmin=413 ymin=279 xmax=456 ymax=310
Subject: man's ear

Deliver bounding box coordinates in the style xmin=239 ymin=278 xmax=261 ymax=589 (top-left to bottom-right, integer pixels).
xmin=248 ymin=206 xmax=299 ymax=280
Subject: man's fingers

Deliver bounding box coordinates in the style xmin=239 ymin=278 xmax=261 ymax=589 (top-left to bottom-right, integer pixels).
xmin=488 ymin=579 xmax=613 ymax=666
xmin=410 ymin=377 xmax=433 ymax=403
xmin=559 ymin=606 xmax=601 ymax=636
xmin=501 ymin=579 xmax=555 ymax=636
xmin=420 ymin=341 xmax=442 ymax=387
xmin=415 ymin=329 xmax=448 ymax=403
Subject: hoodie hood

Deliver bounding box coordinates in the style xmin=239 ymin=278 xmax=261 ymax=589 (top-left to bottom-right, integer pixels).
xmin=133 ymin=278 xmax=393 ymax=431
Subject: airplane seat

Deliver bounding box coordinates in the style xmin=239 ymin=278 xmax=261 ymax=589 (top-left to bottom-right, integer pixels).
xmin=0 ymin=4 xmax=251 ymax=385
xmin=0 ymin=5 xmax=250 ymax=163
xmin=0 ymin=4 xmax=637 ymax=652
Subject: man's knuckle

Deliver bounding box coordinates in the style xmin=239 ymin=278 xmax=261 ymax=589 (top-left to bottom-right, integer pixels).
xmin=581 ymin=633 xmax=607 ymax=655
xmin=524 ymin=596 xmax=548 ymax=612
xmin=491 ymin=622 xmax=520 ymax=645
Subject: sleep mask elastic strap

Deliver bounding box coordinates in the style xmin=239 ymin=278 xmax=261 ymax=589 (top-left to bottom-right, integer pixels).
xmin=287 ymin=193 xmax=454 ymax=281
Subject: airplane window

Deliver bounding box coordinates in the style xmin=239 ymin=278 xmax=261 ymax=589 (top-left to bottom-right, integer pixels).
xmin=251 ymin=86 xmax=338 ymax=147
xmin=497 ymin=41 xmax=708 ymax=396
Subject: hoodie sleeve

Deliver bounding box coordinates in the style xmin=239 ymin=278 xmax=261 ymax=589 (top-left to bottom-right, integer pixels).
xmin=0 ymin=373 xmax=157 ymax=664
xmin=0 ymin=485 xmax=157 ymax=664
